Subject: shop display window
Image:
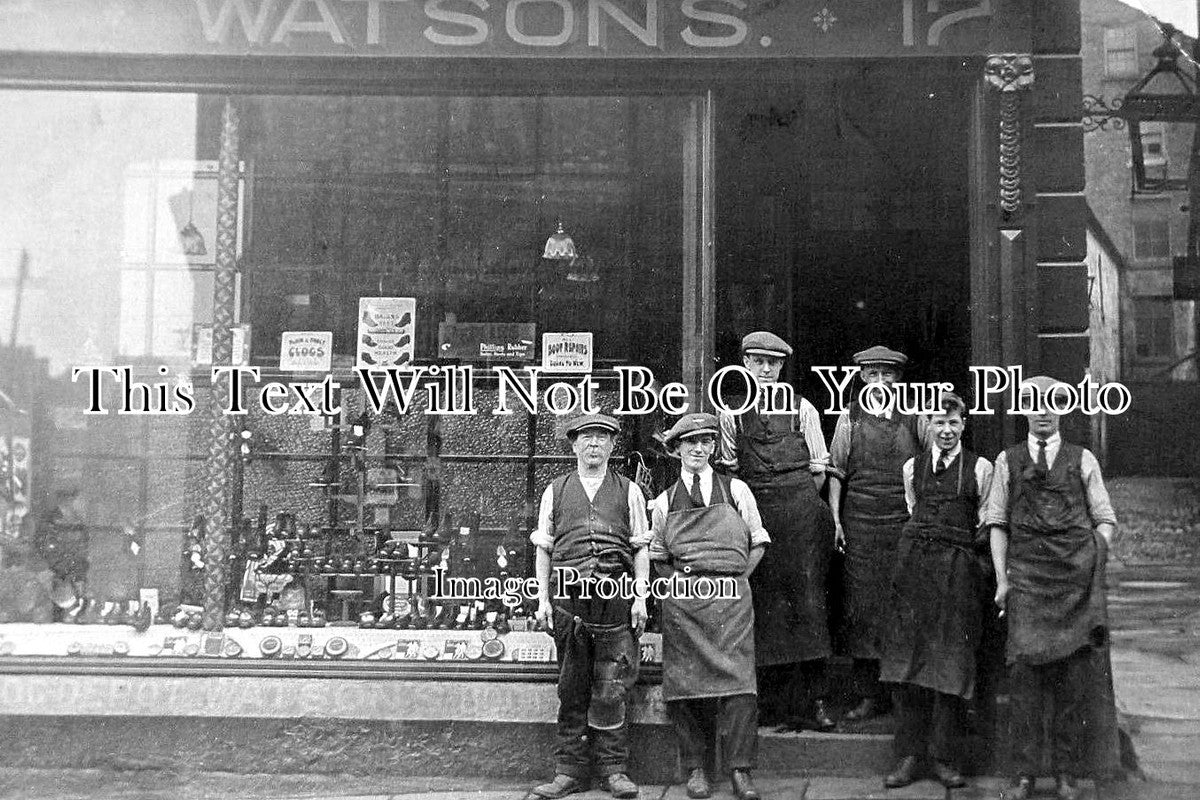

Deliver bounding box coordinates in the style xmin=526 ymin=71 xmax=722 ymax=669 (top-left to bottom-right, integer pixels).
xmin=0 ymin=89 xmax=702 ymax=663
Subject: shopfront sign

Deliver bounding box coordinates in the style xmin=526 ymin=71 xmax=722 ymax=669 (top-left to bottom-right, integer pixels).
xmin=542 ymin=332 xmax=593 ymax=372
xmin=280 ymin=331 xmax=333 ymax=372
xmin=0 ymin=0 xmax=1025 ymax=59
xmin=357 ymin=297 xmax=415 ymax=369
xmin=438 ymin=322 xmax=536 ymax=362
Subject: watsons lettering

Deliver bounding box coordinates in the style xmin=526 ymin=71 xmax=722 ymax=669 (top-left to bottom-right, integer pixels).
xmin=194 ymin=0 xmax=752 ymax=51
xmin=70 ymin=364 xmax=1135 ymax=417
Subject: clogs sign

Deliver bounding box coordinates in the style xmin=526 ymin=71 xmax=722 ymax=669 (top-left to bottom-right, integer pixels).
xmin=0 ymin=0 xmax=1015 ymax=59
xmin=357 ymin=298 xmax=416 ymax=369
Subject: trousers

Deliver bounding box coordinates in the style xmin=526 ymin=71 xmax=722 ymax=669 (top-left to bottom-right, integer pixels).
xmin=892 ymin=684 xmax=964 ymax=763
xmin=1008 ymin=647 xmax=1093 ymax=777
xmin=551 ymin=596 xmax=638 ymax=778
xmin=667 ymin=694 xmax=759 ymax=772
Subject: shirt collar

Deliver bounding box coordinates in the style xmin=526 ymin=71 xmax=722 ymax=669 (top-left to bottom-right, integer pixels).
xmin=681 ymin=464 xmax=713 ymax=480
xmin=931 ymin=441 xmax=962 ymax=460
xmin=1027 ymin=432 xmax=1061 ymax=449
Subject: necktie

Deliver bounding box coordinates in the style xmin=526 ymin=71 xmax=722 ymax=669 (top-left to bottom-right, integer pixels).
xmin=1036 ymin=439 xmax=1049 ymax=475
xmin=689 ymin=472 xmax=705 ymax=507
xmin=935 ymin=450 xmax=950 ymax=474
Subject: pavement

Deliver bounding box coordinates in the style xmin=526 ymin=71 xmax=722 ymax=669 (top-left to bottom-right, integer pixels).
xmin=1 ymin=480 xmax=1198 ymax=800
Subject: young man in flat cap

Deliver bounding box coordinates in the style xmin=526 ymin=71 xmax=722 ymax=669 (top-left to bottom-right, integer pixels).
xmin=651 ymin=413 xmax=769 ymax=800
xmin=828 ymin=345 xmax=925 ymax=722
xmin=986 ymin=377 xmax=1117 ymax=800
xmin=716 ymin=332 xmax=838 ymax=734
xmin=880 ymin=392 xmax=992 ymax=789
xmin=529 ymin=413 xmax=651 ymax=799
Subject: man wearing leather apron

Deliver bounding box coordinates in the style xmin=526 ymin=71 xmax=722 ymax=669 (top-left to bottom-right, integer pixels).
xmin=716 ymin=331 xmax=838 ymax=734
xmin=986 ymin=376 xmax=1118 ymax=800
xmin=828 ymin=345 xmax=925 ymax=722
xmin=650 ymin=413 xmax=769 ymax=800
xmin=880 ymin=392 xmax=993 ymax=789
xmin=529 ymin=413 xmax=651 ymax=800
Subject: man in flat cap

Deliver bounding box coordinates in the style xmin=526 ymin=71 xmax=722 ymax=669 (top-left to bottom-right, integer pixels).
xmin=985 ymin=377 xmax=1118 ymax=800
xmin=651 ymin=413 xmax=769 ymax=800
xmin=716 ymin=332 xmax=838 ymax=735
xmin=828 ymin=345 xmax=925 ymax=722
xmin=529 ymin=413 xmax=651 ymax=799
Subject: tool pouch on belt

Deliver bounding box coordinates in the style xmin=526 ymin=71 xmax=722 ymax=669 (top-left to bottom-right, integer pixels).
xmin=584 ymin=620 xmax=640 ymax=730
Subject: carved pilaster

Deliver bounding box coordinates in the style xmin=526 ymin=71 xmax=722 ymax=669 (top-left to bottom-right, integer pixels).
xmin=203 ymin=98 xmax=240 ymax=631
xmin=985 ymin=54 xmax=1034 ymax=220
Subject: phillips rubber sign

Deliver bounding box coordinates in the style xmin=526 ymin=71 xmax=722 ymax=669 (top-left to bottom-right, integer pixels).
xmin=0 ymin=0 xmax=1024 ymax=58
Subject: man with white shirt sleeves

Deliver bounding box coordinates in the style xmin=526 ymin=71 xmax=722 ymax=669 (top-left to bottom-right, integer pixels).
xmin=715 ymin=331 xmax=838 ymax=734
xmin=985 ymin=376 xmax=1118 ymax=800
xmin=528 ymin=413 xmax=651 ymax=800
xmin=827 ymin=345 xmax=926 ymax=722
xmin=650 ymin=413 xmax=769 ymax=800
xmin=879 ymin=392 xmax=992 ymax=790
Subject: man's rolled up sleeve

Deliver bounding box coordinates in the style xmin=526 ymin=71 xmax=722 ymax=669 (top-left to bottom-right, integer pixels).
xmin=529 ymin=486 xmax=555 ymax=551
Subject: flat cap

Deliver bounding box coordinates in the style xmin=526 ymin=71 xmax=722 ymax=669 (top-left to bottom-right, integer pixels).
xmin=1019 ymin=375 xmax=1072 ymax=405
xmin=662 ymin=413 xmax=719 ymax=449
xmin=564 ymin=413 xmax=620 ymax=438
xmin=741 ymin=331 xmax=793 ymax=358
xmin=852 ymin=345 xmax=908 ymax=367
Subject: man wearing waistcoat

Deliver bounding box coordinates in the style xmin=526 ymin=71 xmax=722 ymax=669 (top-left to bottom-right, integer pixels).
xmin=880 ymin=392 xmax=993 ymax=789
xmin=986 ymin=376 xmax=1117 ymax=800
xmin=529 ymin=413 xmax=651 ymax=799
xmin=650 ymin=413 xmax=769 ymax=800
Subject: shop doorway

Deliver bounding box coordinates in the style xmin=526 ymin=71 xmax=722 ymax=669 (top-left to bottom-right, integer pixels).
xmin=715 ymin=63 xmax=974 ymax=419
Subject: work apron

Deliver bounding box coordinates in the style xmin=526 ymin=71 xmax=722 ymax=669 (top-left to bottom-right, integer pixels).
xmin=661 ymin=478 xmax=757 ymax=702
xmin=736 ymin=408 xmax=834 ymax=667
xmin=880 ymin=451 xmax=982 ymax=699
xmin=840 ymin=408 xmax=920 ymax=659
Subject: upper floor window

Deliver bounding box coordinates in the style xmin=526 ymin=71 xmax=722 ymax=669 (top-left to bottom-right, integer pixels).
xmin=1133 ymin=296 xmax=1175 ymax=360
xmin=1133 ymin=218 xmax=1171 ymax=260
xmin=1104 ymin=27 xmax=1140 ymax=79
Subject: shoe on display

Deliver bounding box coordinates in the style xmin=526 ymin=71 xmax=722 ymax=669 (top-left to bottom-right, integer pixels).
xmin=730 ymin=769 xmax=760 ymax=800
xmin=1056 ymin=774 xmax=1080 ymax=800
xmin=529 ymin=774 xmax=585 ymax=799
xmin=1002 ymin=776 xmax=1036 ymax=800
xmin=685 ymin=767 xmax=711 ymax=799
xmin=884 ymin=756 xmax=920 ymax=789
xmin=132 ymin=602 xmax=153 ymax=633
xmin=604 ymin=773 xmax=639 ymax=799
xmin=810 ymin=699 xmax=836 ymax=731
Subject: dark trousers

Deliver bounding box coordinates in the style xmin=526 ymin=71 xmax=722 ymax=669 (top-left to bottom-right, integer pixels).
xmin=852 ymin=658 xmax=889 ymax=705
xmin=758 ymin=659 xmax=828 ymax=720
xmin=667 ymin=694 xmax=759 ymax=773
xmin=551 ymin=597 xmax=637 ymax=779
xmin=1009 ymin=647 xmax=1093 ymax=778
xmin=892 ymin=684 xmax=964 ymax=763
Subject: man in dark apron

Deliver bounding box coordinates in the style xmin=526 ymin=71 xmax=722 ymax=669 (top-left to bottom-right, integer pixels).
xmin=651 ymin=413 xmax=769 ymax=800
xmin=529 ymin=413 xmax=651 ymax=800
xmin=985 ymin=376 xmax=1118 ymax=800
xmin=880 ymin=392 xmax=993 ymax=789
xmin=716 ymin=331 xmax=837 ymax=733
xmin=829 ymin=345 xmax=924 ymax=721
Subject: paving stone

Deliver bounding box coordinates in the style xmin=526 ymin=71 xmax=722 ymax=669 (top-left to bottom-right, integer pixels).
xmin=1097 ymin=779 xmax=1200 ymax=800
xmin=662 ymin=776 xmax=809 ymax=799
xmin=948 ymin=775 xmax=1007 ymax=799
xmin=804 ymin=775 xmax=944 ymax=799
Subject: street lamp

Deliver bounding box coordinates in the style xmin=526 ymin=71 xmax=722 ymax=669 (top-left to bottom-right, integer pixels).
xmin=1119 ymin=24 xmax=1200 ymax=195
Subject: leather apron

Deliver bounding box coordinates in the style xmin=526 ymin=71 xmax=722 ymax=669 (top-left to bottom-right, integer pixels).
xmin=661 ymin=476 xmax=757 ymax=701
xmin=880 ymin=450 xmax=982 ymax=699
xmin=1005 ymin=443 xmax=1110 ymax=666
xmin=735 ymin=407 xmax=835 ymax=666
xmin=840 ymin=405 xmax=920 ymax=659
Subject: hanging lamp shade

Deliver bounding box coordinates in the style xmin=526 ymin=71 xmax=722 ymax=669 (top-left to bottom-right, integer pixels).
xmin=542 ymin=221 xmax=577 ymax=261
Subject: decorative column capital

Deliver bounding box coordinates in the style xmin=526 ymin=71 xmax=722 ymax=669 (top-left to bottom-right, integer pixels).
xmin=984 ymin=54 xmax=1034 ymax=92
